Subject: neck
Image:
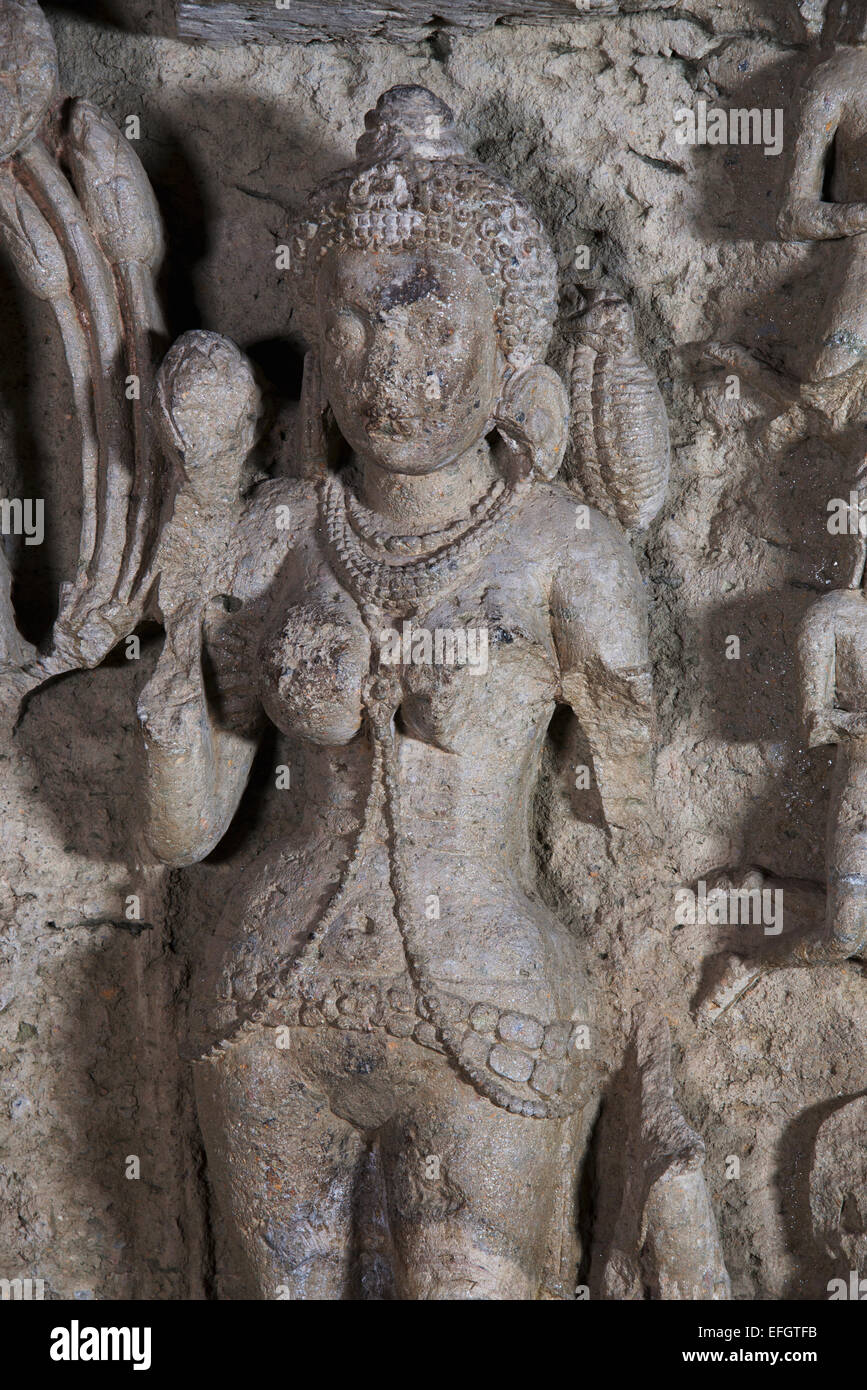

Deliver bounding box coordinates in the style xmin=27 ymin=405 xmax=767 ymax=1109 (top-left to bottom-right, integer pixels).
xmin=355 ymin=438 xmax=498 ymax=534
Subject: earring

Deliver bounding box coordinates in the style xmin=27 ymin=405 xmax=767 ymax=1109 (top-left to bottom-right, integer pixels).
xmin=493 ymin=363 xmax=569 ymax=482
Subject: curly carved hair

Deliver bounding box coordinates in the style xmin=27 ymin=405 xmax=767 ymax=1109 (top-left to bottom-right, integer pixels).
xmin=288 ymin=85 xmax=559 ymax=368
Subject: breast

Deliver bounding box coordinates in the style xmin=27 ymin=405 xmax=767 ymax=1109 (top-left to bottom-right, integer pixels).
xmin=258 ymin=600 xmax=370 ymax=745
xmin=398 ymin=617 xmax=559 ymax=754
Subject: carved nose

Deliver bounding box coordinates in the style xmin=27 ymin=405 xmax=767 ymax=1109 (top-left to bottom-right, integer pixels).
xmin=364 ymin=326 xmax=426 ymax=404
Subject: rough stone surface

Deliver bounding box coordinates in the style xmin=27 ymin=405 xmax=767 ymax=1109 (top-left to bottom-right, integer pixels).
xmin=0 ymin=0 xmax=865 ymax=1299
xmin=171 ymin=0 xmax=678 ymax=46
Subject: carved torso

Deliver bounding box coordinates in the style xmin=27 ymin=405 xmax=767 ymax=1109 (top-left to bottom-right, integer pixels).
xmin=192 ymin=475 xmax=613 ymax=1114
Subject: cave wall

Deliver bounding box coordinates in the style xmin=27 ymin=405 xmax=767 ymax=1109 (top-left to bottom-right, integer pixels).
xmin=0 ymin=0 xmax=864 ymax=1299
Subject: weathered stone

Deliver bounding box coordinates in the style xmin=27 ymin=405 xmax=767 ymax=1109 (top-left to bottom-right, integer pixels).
xmin=469 ymin=1003 xmax=499 ymax=1034
xmin=542 ymin=1023 xmax=570 ymax=1059
xmin=171 ymin=0 xmax=677 ymax=46
xmin=530 ymin=1060 xmax=562 ymax=1097
xmin=388 ymin=985 xmax=415 ymax=1013
xmin=488 ymin=1044 xmax=535 ymax=1084
xmin=385 ymin=1013 xmax=415 ymax=1039
xmin=414 ymin=1020 xmax=445 ymax=1052
xmin=497 ymin=1011 xmax=544 ymax=1050
xmin=4 ymin=0 xmax=863 ymax=1306
xmin=810 ymin=1096 xmax=867 ymax=1278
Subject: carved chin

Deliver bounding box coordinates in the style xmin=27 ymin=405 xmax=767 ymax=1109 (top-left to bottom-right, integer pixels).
xmin=361 ymin=417 xmax=487 ymax=473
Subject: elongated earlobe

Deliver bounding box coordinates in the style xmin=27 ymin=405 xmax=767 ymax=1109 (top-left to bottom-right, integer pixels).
xmin=494 ymin=364 xmax=569 ymax=481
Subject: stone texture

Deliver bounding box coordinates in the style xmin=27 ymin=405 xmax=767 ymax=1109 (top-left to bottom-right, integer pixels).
xmin=0 ymin=0 xmax=864 ymax=1301
xmin=810 ymin=1096 xmax=867 ymax=1280
xmin=488 ymin=1043 xmax=536 ymax=1084
xmin=171 ymin=0 xmax=678 ymax=46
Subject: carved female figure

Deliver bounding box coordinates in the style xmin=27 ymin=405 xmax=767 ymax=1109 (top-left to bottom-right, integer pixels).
xmin=797 ymin=545 xmax=867 ymax=966
xmin=778 ymin=1 xmax=867 ymax=386
xmin=136 ymin=85 xmax=655 ymax=1300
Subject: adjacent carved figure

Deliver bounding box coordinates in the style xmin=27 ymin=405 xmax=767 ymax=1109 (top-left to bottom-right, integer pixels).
xmin=810 ymin=1095 xmax=867 ymax=1283
xmin=797 ymin=550 xmax=867 ymax=966
xmin=701 ymin=548 xmax=867 ymax=1014
xmin=593 ymin=1010 xmax=730 ymax=1300
xmin=778 ymin=2 xmax=867 ymax=386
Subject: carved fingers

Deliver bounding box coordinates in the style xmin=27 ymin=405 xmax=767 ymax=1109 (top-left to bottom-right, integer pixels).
xmin=0 ymin=0 xmax=57 ymax=163
xmin=67 ymin=100 xmax=166 ymax=602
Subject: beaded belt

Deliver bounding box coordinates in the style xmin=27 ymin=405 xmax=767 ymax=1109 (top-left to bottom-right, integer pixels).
xmin=279 ymin=975 xmax=589 ymax=1109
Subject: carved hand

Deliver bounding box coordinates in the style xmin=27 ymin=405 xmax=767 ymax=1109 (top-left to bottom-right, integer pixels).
xmin=824 ymin=708 xmax=867 ymax=738
xmin=137 ymin=602 xmax=207 ymax=754
xmin=779 ymin=199 xmax=867 ymax=242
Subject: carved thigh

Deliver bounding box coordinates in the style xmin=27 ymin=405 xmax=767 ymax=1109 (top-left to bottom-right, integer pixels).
xmin=194 ymin=1038 xmax=366 ymax=1299
xmin=810 ymin=240 xmax=867 ymax=382
xmin=378 ymin=1079 xmax=569 ymax=1300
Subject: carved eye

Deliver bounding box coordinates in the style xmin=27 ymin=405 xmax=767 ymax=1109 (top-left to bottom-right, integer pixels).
xmin=325 ymin=309 xmax=365 ymax=353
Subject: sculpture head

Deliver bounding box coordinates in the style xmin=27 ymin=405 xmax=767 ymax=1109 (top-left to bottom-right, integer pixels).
xmin=827 ymin=0 xmax=867 ymax=45
xmin=290 ymin=86 xmax=565 ymax=478
xmin=154 ymin=330 xmax=262 ymax=497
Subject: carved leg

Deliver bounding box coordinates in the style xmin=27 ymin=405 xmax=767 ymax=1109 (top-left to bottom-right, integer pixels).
xmin=790 ymin=745 xmax=867 ymax=964
xmin=807 ymin=241 xmax=867 ymax=385
xmin=193 ymin=1040 xmax=366 ymax=1300
xmin=379 ymin=1078 xmax=569 ymax=1300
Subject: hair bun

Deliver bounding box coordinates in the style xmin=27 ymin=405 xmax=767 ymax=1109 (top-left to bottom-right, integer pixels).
xmin=355 ymin=85 xmax=463 ymax=164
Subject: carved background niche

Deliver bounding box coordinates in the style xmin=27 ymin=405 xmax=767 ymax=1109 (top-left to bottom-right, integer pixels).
xmin=170 ymin=0 xmax=677 ymax=44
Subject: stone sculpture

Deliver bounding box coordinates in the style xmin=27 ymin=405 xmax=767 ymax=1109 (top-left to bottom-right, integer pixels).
xmin=796 ymin=557 xmax=867 ymax=966
xmin=593 ymin=1010 xmax=730 ymax=1300
xmin=810 ymin=1095 xmax=867 ymax=1283
xmin=777 ymin=2 xmax=867 ymax=387
xmin=152 ymin=83 xmax=665 ymax=1300
xmin=566 ymin=287 xmax=670 ymax=532
xmin=170 ymin=0 xmax=680 ymax=45
xmin=0 ymin=3 xmax=166 ymax=679
xmin=0 ymin=0 xmax=731 ymax=1298
xmin=697 ymin=517 xmax=867 ymax=1026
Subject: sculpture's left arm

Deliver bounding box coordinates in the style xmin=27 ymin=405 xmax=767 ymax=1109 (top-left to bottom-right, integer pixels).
xmin=550 ymin=510 xmax=655 ymax=840
xmin=777 ymin=71 xmax=867 ymax=241
xmin=797 ymin=591 xmax=842 ymax=747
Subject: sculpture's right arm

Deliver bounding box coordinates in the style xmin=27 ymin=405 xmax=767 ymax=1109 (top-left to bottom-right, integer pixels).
xmin=137 ymin=604 xmax=262 ymax=866
xmin=797 ymin=593 xmax=840 ymax=747
xmin=778 ymin=76 xmax=867 ymax=241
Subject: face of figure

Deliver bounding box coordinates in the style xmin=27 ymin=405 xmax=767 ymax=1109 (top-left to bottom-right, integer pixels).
xmin=155 ymin=335 xmax=260 ymax=494
xmin=316 ymin=246 xmax=501 ymax=475
xmin=835 ymin=0 xmax=867 ymax=43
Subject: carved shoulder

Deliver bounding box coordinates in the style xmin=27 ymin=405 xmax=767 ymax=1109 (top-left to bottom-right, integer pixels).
xmin=532 ymin=482 xmax=649 ymax=675
xmin=229 ymin=476 xmax=321 ymax=602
